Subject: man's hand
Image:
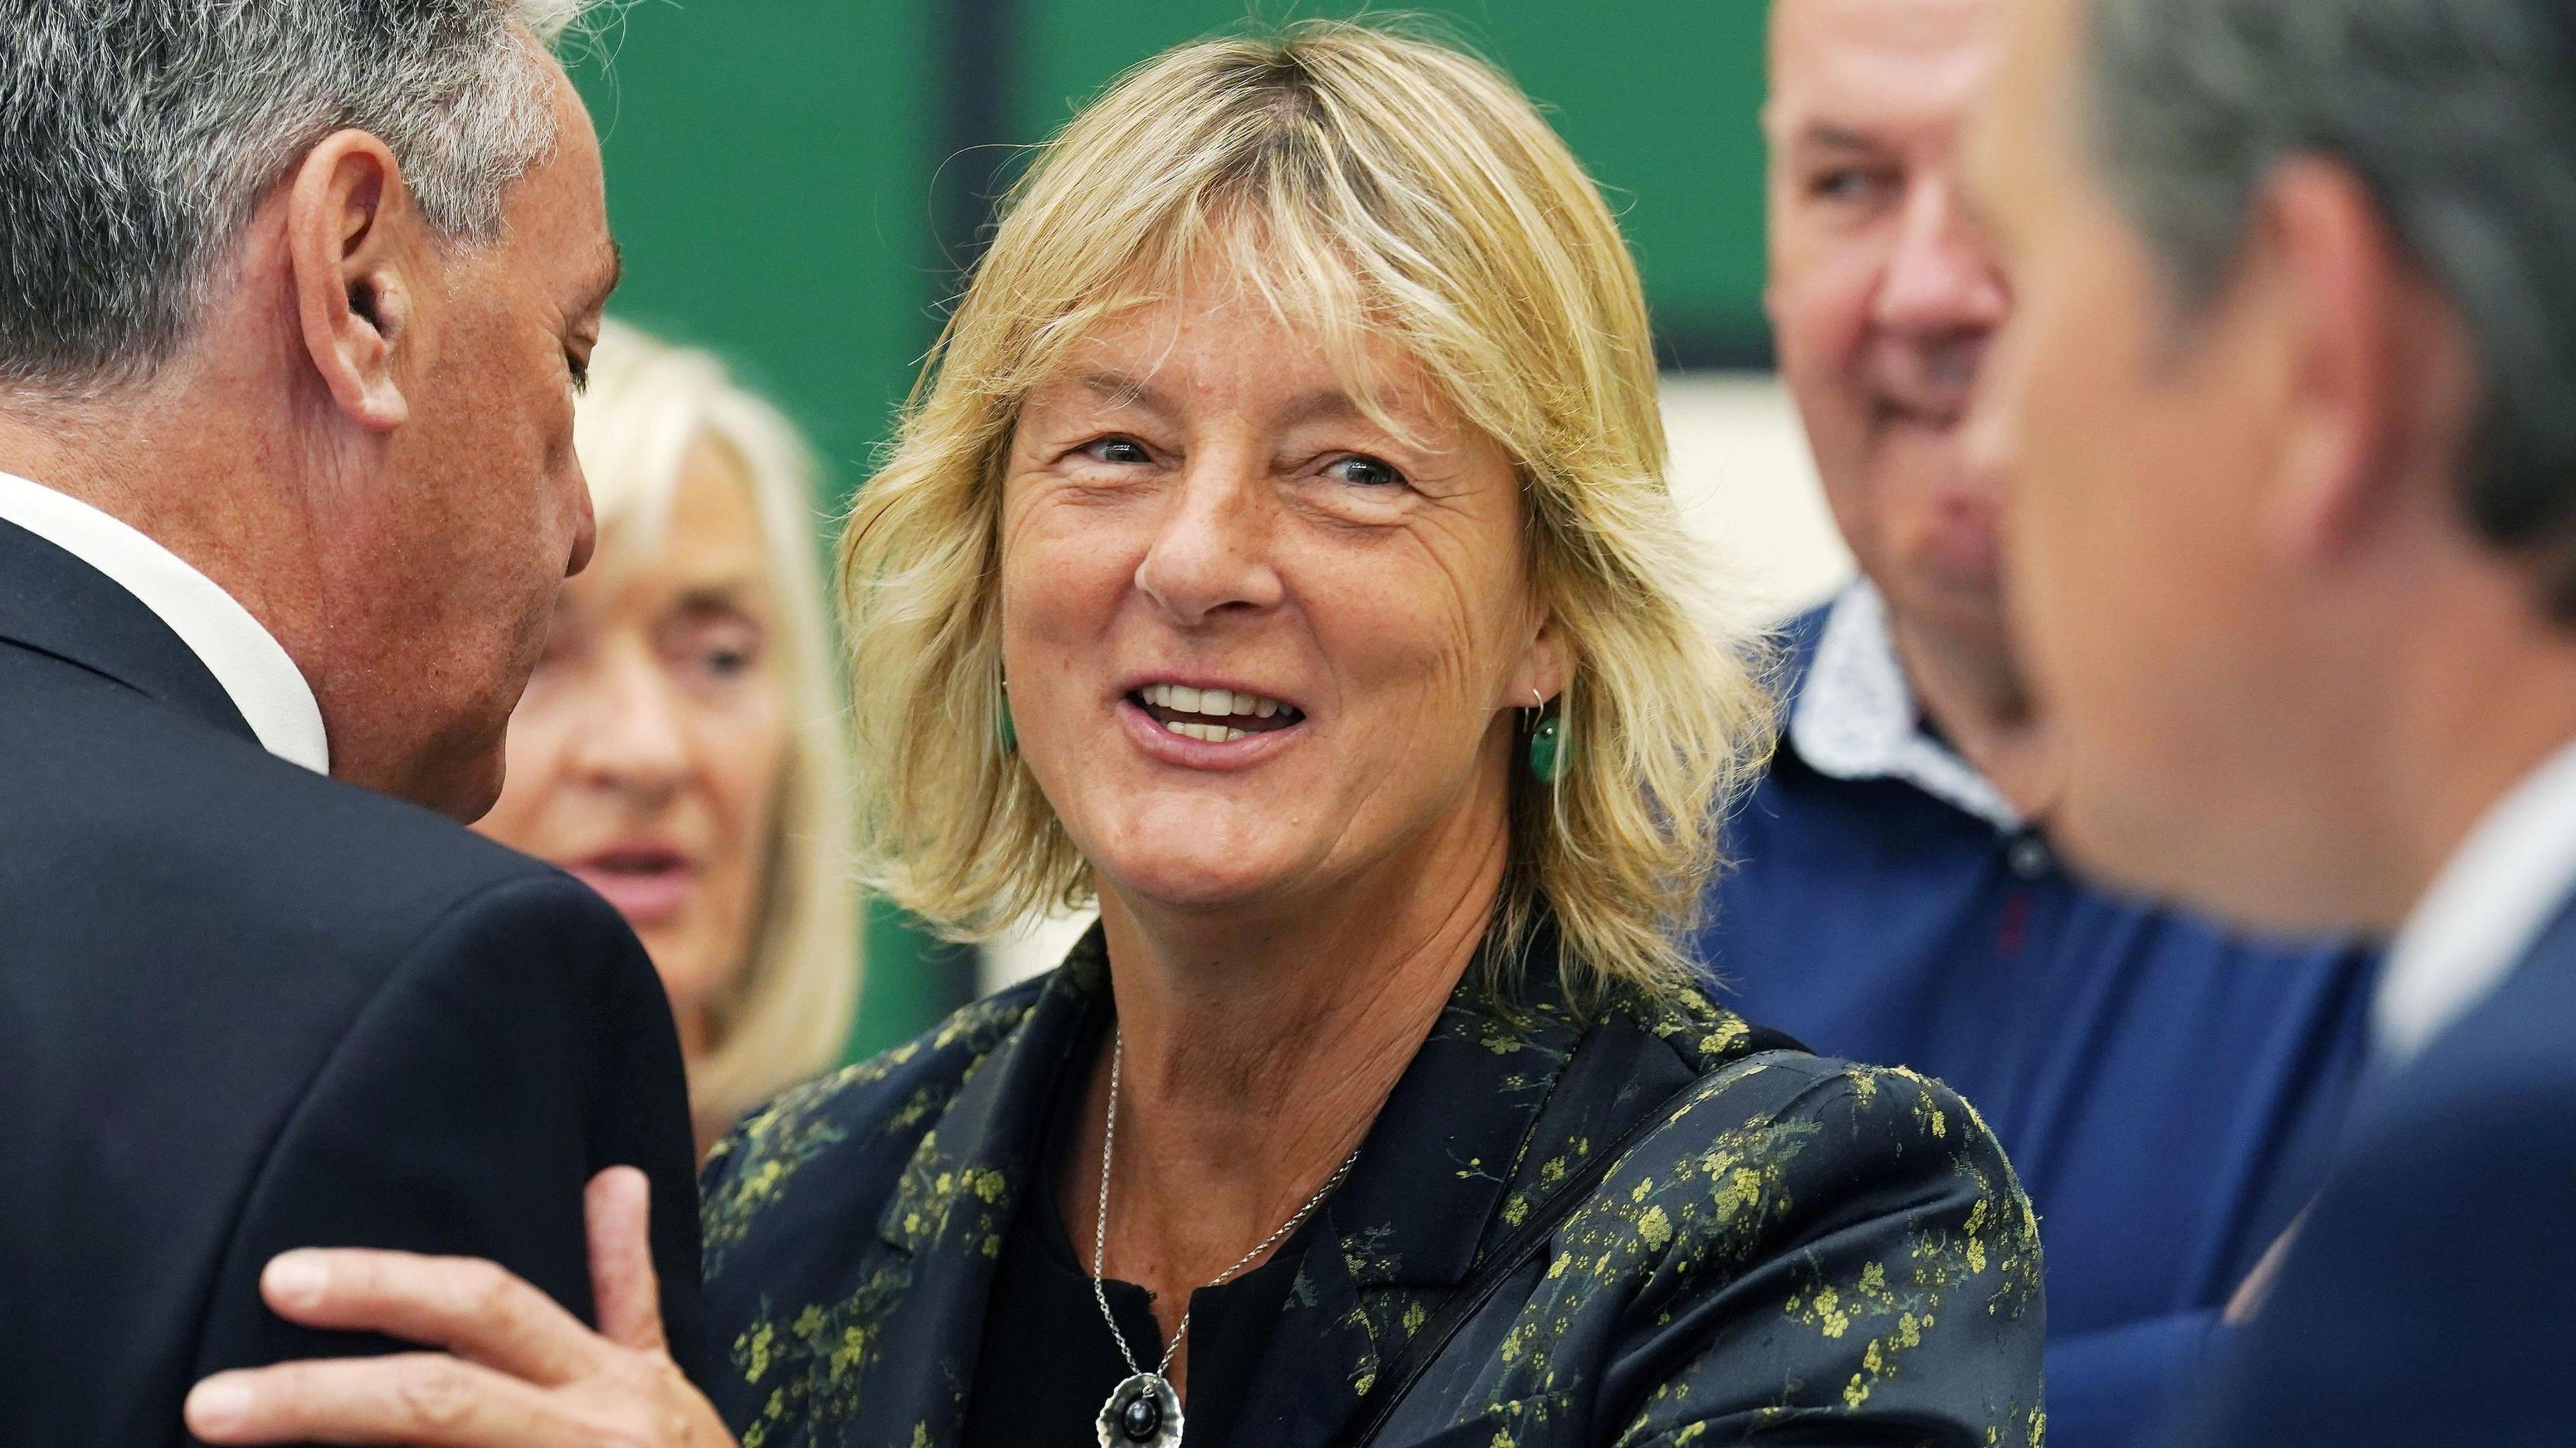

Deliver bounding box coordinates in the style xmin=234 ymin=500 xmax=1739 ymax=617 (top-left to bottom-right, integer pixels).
xmin=184 ymin=1167 xmax=733 ymax=1447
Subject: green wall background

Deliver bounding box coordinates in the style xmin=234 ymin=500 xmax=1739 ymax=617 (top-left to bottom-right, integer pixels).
xmin=569 ymin=1 xmax=1776 ymax=1057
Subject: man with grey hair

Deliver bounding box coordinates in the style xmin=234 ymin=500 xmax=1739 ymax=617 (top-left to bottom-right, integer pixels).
xmin=1968 ymin=0 xmax=2576 ymax=1440
xmin=0 ymin=3 xmax=706 ymax=1440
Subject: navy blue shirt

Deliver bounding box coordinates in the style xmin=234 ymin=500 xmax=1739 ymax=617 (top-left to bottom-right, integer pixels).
xmin=1701 ymin=598 xmax=2379 ymax=1448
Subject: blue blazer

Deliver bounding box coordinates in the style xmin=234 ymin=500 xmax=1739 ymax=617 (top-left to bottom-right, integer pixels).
xmin=2173 ymin=897 xmax=2576 ymax=1446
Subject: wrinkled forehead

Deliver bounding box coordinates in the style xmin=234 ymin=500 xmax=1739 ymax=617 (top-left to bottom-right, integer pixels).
xmin=1767 ymin=0 xmax=2006 ymax=141
xmin=1020 ymin=209 xmax=1466 ymax=444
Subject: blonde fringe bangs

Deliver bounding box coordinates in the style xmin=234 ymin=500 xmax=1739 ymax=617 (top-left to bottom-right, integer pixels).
xmin=840 ymin=20 xmax=1774 ymax=1002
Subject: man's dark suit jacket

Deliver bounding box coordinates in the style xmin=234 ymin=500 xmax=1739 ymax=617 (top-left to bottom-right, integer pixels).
xmin=2174 ymin=894 xmax=2576 ymax=1447
xmin=0 ymin=517 xmax=708 ymax=1446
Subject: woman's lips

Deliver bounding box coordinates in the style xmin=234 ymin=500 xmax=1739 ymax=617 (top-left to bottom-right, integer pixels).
xmin=1118 ymin=693 xmax=1307 ymax=769
xmin=568 ymin=849 xmax=700 ymax=927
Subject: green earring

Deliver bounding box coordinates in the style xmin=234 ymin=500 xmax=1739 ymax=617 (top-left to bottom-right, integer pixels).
xmin=1527 ymin=693 xmax=1566 ymax=783
xmin=998 ymin=683 xmax=1017 ymax=753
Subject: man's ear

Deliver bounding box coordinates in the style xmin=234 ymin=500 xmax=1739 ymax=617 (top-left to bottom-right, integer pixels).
xmin=284 ymin=131 xmax=418 ymax=431
xmin=2258 ymin=156 xmax=2478 ymax=563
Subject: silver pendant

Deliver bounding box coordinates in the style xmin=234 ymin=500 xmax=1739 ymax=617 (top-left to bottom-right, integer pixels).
xmin=1096 ymin=1371 xmax=1185 ymax=1447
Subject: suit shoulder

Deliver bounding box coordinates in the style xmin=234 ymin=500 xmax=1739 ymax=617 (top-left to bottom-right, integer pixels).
xmin=699 ymin=977 xmax=1048 ymax=1279
xmin=0 ymin=660 xmax=574 ymax=946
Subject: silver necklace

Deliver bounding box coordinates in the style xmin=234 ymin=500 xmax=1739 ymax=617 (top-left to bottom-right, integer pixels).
xmin=1088 ymin=1031 xmax=1362 ymax=1448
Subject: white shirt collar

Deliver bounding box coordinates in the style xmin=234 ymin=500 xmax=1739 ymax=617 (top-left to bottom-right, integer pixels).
xmin=0 ymin=469 xmax=328 ymax=773
xmin=2375 ymin=734 xmax=2576 ymax=1064
xmin=1788 ymin=579 xmax=2023 ymax=832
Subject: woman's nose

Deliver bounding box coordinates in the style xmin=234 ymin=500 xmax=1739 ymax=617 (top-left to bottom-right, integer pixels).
xmin=1132 ymin=455 xmax=1284 ymax=625
xmin=568 ymin=645 xmax=692 ymax=799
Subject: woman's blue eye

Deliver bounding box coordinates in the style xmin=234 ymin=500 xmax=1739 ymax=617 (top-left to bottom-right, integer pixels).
xmin=1091 ymin=438 xmax=1151 ymax=465
xmin=1330 ymin=455 xmax=1405 ymax=488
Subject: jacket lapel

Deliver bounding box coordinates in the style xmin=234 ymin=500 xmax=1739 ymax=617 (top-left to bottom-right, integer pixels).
xmin=1232 ymin=945 xmax=1593 ymax=1448
xmin=857 ymin=937 xmax=1110 ymax=1447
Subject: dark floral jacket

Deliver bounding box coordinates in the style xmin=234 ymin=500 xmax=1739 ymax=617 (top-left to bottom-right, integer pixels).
xmin=698 ymin=929 xmax=2047 ymax=1447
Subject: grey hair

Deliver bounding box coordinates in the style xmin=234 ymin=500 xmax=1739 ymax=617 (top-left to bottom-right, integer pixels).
xmin=2086 ymin=0 xmax=2576 ymax=611
xmin=0 ymin=0 xmax=594 ymax=392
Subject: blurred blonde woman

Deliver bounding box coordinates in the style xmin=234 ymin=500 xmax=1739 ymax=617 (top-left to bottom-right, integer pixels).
xmin=475 ymin=320 xmax=859 ymax=1154
xmin=189 ymin=25 xmax=2040 ymax=1448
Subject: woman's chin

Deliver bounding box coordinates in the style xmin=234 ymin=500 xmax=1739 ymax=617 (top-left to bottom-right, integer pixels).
xmin=1095 ymin=847 xmax=1310 ymax=917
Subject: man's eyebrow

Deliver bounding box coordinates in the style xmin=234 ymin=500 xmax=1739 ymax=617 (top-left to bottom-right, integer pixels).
xmin=579 ymin=241 xmax=625 ymax=317
xmin=1790 ymin=123 xmax=1888 ymax=154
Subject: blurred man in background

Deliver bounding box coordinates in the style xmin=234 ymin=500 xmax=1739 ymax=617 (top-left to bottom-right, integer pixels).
xmin=0 ymin=3 xmax=703 ymax=1441
xmin=1699 ymin=1 xmax=2378 ymax=1441
xmin=1969 ymin=0 xmax=2576 ymax=1440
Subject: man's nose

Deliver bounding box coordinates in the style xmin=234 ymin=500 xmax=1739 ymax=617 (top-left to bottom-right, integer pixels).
xmin=1876 ymin=176 xmax=2010 ymax=335
xmin=571 ymin=645 xmax=690 ymax=797
xmin=1132 ymin=453 xmax=1284 ymax=626
xmin=566 ymin=467 xmax=599 ymax=579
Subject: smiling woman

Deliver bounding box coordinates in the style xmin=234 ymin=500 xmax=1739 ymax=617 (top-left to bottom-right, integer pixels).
xmin=182 ymin=21 xmax=2041 ymax=1448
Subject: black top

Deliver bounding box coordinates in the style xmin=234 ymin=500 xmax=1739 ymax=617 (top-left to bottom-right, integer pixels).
xmin=701 ymin=926 xmax=2048 ymax=1448
xmin=959 ymin=999 xmax=1315 ymax=1447
xmin=0 ymin=516 xmax=706 ymax=1448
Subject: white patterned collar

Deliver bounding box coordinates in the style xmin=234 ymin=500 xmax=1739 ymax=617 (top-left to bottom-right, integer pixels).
xmin=0 ymin=468 xmax=328 ymax=773
xmin=1788 ymin=579 xmax=2023 ymax=832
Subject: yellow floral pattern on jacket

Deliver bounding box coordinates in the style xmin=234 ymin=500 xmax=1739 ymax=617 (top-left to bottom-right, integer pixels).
xmin=698 ymin=930 xmax=2045 ymax=1447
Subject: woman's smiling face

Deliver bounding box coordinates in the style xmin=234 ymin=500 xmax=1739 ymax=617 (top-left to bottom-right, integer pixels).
xmin=1000 ymin=272 xmax=1563 ymax=919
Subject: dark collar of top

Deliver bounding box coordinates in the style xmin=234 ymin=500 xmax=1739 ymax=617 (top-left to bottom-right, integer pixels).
xmin=0 ymin=515 xmax=255 ymax=746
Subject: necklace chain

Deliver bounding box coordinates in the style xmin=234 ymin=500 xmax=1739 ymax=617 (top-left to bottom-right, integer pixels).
xmin=1088 ymin=1031 xmax=1363 ymax=1380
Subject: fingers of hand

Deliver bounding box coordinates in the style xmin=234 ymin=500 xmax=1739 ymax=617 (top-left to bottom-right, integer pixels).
xmin=184 ymin=1353 xmax=567 ymax=1447
xmin=586 ymin=1166 xmax=668 ymax=1353
xmin=260 ymin=1249 xmax=607 ymax=1386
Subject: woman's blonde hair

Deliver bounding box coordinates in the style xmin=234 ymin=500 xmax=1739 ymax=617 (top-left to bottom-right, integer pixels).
xmin=576 ymin=319 xmax=861 ymax=1133
xmin=841 ymin=21 xmax=1771 ymax=1000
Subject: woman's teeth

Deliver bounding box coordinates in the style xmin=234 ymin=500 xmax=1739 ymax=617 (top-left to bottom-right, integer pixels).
xmin=1140 ymin=683 xmax=1287 ymax=718
xmin=1136 ymin=682 xmax=1301 ymax=743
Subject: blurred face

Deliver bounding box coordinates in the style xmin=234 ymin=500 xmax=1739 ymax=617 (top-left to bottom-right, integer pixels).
xmin=999 ymin=274 xmax=1560 ymax=926
xmin=316 ymin=60 xmax=616 ymax=820
xmin=476 ymin=442 xmax=790 ymax=1057
xmin=1966 ymin=0 xmax=2330 ymax=920
xmin=1767 ymin=0 xmax=2013 ymax=644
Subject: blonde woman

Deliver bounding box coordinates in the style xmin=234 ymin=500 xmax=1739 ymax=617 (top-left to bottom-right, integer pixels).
xmin=188 ymin=24 xmax=2042 ymax=1448
xmin=474 ymin=321 xmax=859 ymax=1154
